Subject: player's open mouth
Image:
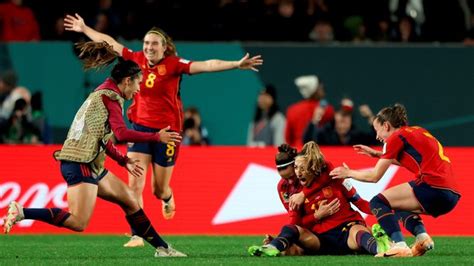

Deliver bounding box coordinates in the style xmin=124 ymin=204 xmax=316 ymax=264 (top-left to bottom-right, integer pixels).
xmin=298 ymin=177 xmax=307 ymax=185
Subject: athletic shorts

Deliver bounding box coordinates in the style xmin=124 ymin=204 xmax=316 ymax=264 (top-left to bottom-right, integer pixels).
xmin=127 ymin=123 xmax=180 ymax=167
xmin=409 ymin=180 xmax=460 ymax=217
xmin=60 ymin=161 xmax=108 ymax=186
xmin=316 ymin=221 xmax=366 ymax=255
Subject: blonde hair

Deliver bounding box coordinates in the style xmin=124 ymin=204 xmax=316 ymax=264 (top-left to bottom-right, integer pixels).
xmin=297 ymin=141 xmax=326 ymax=175
xmin=146 ymin=27 xmax=177 ymax=56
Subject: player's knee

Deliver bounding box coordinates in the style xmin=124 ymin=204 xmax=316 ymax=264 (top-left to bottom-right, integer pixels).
xmin=70 ymin=219 xmax=89 ymax=232
xmin=121 ymin=189 xmax=141 ymax=213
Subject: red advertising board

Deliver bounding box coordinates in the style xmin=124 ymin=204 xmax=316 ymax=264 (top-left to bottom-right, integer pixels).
xmin=1 ymin=145 xmax=473 ymax=235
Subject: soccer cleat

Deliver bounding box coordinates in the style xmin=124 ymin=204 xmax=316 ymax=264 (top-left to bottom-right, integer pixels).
xmin=372 ymin=223 xmax=392 ymax=254
xmin=155 ymin=246 xmax=187 ymax=257
xmin=248 ymin=244 xmax=280 ymax=257
xmin=162 ymin=194 xmax=176 ymax=220
xmin=123 ymin=235 xmax=145 ymax=247
xmin=3 ymin=201 xmax=24 ymax=234
xmin=375 ymin=245 xmax=413 ymax=258
xmin=411 ymin=235 xmax=434 ymax=256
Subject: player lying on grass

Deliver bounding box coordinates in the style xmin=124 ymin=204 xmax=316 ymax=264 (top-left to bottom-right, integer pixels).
xmin=2 ymin=42 xmax=186 ymax=258
xmin=248 ymin=142 xmax=391 ymax=256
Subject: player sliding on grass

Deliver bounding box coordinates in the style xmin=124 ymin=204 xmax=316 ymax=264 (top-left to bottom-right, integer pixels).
xmin=330 ymin=103 xmax=461 ymax=257
xmin=3 ymin=42 xmax=186 ymax=258
xmin=249 ymin=142 xmax=391 ymax=256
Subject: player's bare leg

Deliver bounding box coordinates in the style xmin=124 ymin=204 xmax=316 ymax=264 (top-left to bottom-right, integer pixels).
xmin=98 ymin=171 xmax=186 ymax=257
xmin=152 ymin=164 xmax=175 ymax=220
xmin=124 ymin=151 xmax=151 ymax=247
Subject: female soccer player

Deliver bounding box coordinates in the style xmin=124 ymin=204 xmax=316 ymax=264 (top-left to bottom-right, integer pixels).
xmin=249 ymin=141 xmax=390 ymax=256
xmin=330 ymin=103 xmax=461 ymax=257
xmin=64 ymin=13 xmax=263 ymax=247
xmin=3 ymin=42 xmax=186 ymax=257
xmin=250 ymin=144 xmax=322 ymax=256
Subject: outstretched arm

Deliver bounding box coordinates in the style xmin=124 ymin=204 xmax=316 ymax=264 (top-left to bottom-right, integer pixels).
xmin=64 ymin=13 xmax=124 ymax=55
xmin=330 ymin=159 xmax=392 ymax=183
xmin=189 ymin=53 xmax=263 ymax=74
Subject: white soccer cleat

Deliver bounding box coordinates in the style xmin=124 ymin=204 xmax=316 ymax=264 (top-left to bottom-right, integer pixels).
xmin=155 ymin=246 xmax=187 ymax=257
xmin=375 ymin=245 xmax=413 ymax=258
xmin=123 ymin=235 xmax=145 ymax=247
xmin=3 ymin=201 xmax=24 ymax=234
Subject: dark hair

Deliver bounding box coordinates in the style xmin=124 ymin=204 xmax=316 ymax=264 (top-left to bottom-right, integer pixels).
xmin=146 ymin=27 xmax=177 ymax=56
xmin=275 ymin=144 xmax=297 ymax=168
xmin=375 ymin=103 xmax=408 ymax=128
xmin=111 ymin=58 xmax=142 ymax=84
xmin=75 ymin=41 xmax=141 ymax=84
xmin=254 ymin=84 xmax=279 ymax=122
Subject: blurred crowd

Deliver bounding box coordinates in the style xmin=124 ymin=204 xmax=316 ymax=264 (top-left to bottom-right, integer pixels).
xmin=0 ymin=70 xmax=50 ymax=144
xmin=247 ymin=75 xmax=379 ymax=148
xmin=1 ymin=0 xmax=474 ymax=43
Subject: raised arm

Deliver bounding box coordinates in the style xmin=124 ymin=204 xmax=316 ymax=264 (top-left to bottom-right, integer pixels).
xmin=189 ymin=53 xmax=263 ymax=74
xmin=64 ymin=13 xmax=124 ymax=56
xmin=330 ymin=159 xmax=393 ymax=183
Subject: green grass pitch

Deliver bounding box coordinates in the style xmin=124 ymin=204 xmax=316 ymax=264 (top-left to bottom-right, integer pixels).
xmin=1 ymin=235 xmax=473 ymax=265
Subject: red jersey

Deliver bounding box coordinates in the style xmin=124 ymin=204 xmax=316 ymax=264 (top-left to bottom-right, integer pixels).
xmin=305 ymin=178 xmax=365 ymax=234
xmin=288 ymin=161 xmax=366 ymax=233
xmin=122 ymin=48 xmax=192 ymax=132
xmin=285 ymin=99 xmax=334 ymax=147
xmin=0 ymin=3 xmax=40 ymax=41
xmin=277 ymin=176 xmax=303 ymax=212
xmin=381 ymin=126 xmax=458 ymax=192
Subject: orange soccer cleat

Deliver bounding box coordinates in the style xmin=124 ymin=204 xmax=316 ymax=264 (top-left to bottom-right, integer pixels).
xmin=411 ymin=235 xmax=434 ymax=256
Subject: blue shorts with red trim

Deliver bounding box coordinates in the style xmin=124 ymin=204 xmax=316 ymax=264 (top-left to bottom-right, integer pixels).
xmin=127 ymin=123 xmax=180 ymax=167
xmin=409 ymin=180 xmax=460 ymax=217
xmin=60 ymin=161 xmax=108 ymax=186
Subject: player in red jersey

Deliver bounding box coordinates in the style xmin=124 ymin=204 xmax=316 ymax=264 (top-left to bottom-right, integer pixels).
xmin=64 ymin=13 xmax=263 ymax=247
xmin=249 ymin=141 xmax=391 ymax=257
xmin=256 ymin=144 xmax=321 ymax=256
xmin=330 ymin=103 xmax=461 ymax=257
xmin=3 ymin=42 xmax=186 ymax=257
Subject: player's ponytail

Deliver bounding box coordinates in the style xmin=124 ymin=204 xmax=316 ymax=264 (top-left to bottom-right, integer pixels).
xmin=375 ymin=103 xmax=408 ymax=128
xmin=299 ymin=141 xmax=325 ymax=175
xmin=75 ymin=42 xmax=141 ymax=84
xmin=76 ymin=41 xmax=118 ymax=70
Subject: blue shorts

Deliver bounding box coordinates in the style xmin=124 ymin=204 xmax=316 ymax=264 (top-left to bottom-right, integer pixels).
xmin=127 ymin=123 xmax=179 ymax=167
xmin=60 ymin=161 xmax=108 ymax=186
xmin=316 ymin=221 xmax=365 ymax=255
xmin=409 ymin=180 xmax=460 ymax=217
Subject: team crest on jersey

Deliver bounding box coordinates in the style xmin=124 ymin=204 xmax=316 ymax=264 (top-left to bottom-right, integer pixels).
xmin=158 ymin=65 xmax=167 ymax=75
xmin=322 ymin=186 xmax=333 ymax=198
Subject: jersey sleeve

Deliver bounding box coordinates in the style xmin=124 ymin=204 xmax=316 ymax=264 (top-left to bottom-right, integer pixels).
xmin=277 ymin=180 xmax=290 ymax=211
xmin=341 ymin=179 xmax=372 ymax=215
xmin=102 ymin=95 xmax=160 ymax=143
xmin=381 ymin=134 xmax=404 ymax=160
xmin=121 ymin=47 xmax=142 ymax=62
xmin=168 ymin=56 xmax=192 ymax=75
xmin=105 ymin=140 xmax=128 ymax=166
